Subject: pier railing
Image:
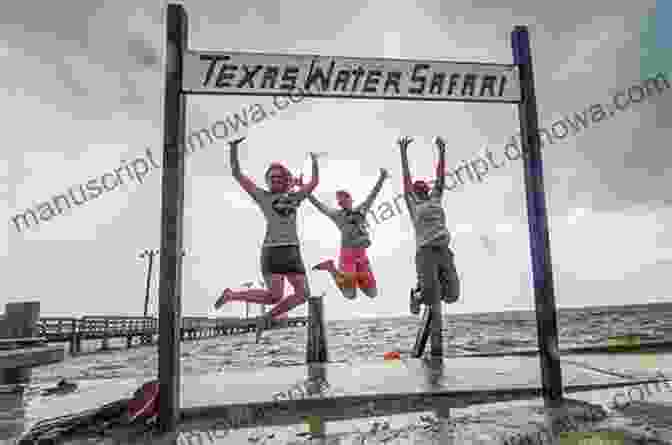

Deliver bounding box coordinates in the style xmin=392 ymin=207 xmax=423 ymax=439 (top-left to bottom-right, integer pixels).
xmin=35 ymin=315 xmax=307 ymax=353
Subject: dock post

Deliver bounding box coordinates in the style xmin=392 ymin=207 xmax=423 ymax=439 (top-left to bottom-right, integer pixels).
xmin=0 ymin=302 xmax=41 ymax=384
xmin=306 ymin=295 xmax=328 ymax=363
xmin=306 ymin=364 xmax=328 ymax=438
xmin=158 ymin=2 xmax=188 ymax=433
xmin=72 ymin=332 xmax=82 ymax=354
xmin=512 ymin=26 xmax=563 ymax=405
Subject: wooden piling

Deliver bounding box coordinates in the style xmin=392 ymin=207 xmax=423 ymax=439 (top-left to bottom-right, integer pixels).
xmin=0 ymin=302 xmax=41 ymax=384
xmin=158 ymin=2 xmax=188 ymax=433
xmin=306 ymin=295 xmax=328 ymax=363
xmin=71 ymin=332 xmax=82 ymax=354
xmin=306 ymin=363 xmax=328 ymax=437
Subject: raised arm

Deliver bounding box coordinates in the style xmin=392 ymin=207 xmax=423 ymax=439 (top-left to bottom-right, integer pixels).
xmin=307 ymin=193 xmax=338 ymax=218
xmin=397 ymin=137 xmax=414 ymax=194
xmin=397 ymin=136 xmax=417 ymax=214
xmin=229 ymin=137 xmax=262 ymax=199
xmin=432 ymin=137 xmax=447 ymax=198
xmin=356 ymin=168 xmax=389 ymax=213
xmin=296 ymin=152 xmax=319 ymax=195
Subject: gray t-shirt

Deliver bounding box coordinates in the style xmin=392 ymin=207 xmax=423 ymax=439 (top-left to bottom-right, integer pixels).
xmin=333 ymin=209 xmax=371 ymax=248
xmin=308 ymin=176 xmax=385 ymax=249
xmin=314 ymin=205 xmax=372 ymax=248
xmin=407 ymin=194 xmax=451 ymax=248
xmin=308 ymin=193 xmax=383 ymax=248
xmin=247 ymin=187 xmax=308 ymax=247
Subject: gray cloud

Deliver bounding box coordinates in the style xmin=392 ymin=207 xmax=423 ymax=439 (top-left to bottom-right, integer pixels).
xmin=1 ymin=1 xmax=162 ymax=118
xmin=127 ymin=36 xmax=161 ymax=70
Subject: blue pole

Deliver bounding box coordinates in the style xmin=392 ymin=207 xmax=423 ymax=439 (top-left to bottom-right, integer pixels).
xmin=512 ymin=26 xmax=563 ymax=405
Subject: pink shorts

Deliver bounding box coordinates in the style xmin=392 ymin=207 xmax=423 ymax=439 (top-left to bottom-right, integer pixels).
xmin=338 ymin=247 xmax=377 ymax=289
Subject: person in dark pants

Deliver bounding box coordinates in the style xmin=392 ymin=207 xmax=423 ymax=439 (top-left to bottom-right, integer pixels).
xmin=396 ymin=136 xmax=460 ymax=315
xmin=214 ymin=137 xmax=319 ymax=342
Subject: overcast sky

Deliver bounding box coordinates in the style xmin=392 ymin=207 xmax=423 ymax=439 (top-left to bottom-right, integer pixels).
xmin=3 ymin=0 xmax=671 ymax=321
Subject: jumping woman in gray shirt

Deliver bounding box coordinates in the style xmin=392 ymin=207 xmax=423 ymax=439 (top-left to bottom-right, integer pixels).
xmin=397 ymin=136 xmax=460 ymax=315
xmin=307 ymin=168 xmax=388 ymax=300
xmin=214 ymin=137 xmax=320 ymax=342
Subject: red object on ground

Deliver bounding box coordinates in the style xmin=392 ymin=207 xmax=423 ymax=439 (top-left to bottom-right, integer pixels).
xmin=384 ymin=351 xmax=401 ymax=360
xmin=127 ymin=380 xmax=159 ymax=422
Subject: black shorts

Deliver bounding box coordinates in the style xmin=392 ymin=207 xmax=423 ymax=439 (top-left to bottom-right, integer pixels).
xmin=260 ymin=245 xmax=307 ymax=276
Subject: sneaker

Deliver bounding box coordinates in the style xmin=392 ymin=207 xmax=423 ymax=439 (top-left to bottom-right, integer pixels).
xmin=410 ymin=288 xmax=421 ymax=315
xmin=214 ymin=288 xmax=233 ymax=310
xmin=312 ymin=259 xmax=335 ymax=271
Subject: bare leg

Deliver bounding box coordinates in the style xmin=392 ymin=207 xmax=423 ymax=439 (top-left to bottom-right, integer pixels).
xmin=359 ymin=286 xmax=377 ymax=298
xmin=268 ymin=273 xmax=307 ymax=318
xmin=357 ymin=260 xmax=378 ymax=298
xmin=215 ymin=275 xmax=284 ymax=309
xmin=215 ymin=289 xmax=281 ymax=306
xmin=313 ymin=259 xmax=356 ymax=299
xmin=254 ymin=274 xmax=286 ymax=343
xmin=256 ymin=274 xmax=307 ymax=343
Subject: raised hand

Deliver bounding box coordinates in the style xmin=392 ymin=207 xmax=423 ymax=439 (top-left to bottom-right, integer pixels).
xmin=434 ymin=136 xmax=446 ymax=152
xmin=397 ymin=136 xmax=413 ymax=151
xmin=380 ymin=168 xmax=390 ymax=179
xmin=229 ymin=137 xmax=246 ymax=148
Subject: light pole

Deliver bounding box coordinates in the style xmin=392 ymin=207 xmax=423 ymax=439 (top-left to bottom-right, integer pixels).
xmin=241 ymin=282 xmax=254 ymax=318
xmin=139 ymin=249 xmax=186 ymax=317
xmin=139 ymin=249 xmax=159 ymax=317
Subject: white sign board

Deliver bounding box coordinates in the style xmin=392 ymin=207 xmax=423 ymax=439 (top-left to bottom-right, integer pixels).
xmin=183 ymin=51 xmax=520 ymax=103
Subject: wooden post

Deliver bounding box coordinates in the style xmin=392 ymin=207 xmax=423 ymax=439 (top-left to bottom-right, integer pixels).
xmin=512 ymin=26 xmax=563 ymax=405
xmin=306 ymin=295 xmax=328 ymax=363
xmin=0 ymin=302 xmax=40 ymax=384
xmin=158 ymin=3 xmax=187 ymax=433
xmin=306 ymin=364 xmax=327 ymax=438
xmin=72 ymin=318 xmax=82 ymax=354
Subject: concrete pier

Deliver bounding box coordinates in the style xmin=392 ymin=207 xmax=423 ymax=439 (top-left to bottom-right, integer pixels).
xmin=0 ymin=302 xmax=64 ymax=385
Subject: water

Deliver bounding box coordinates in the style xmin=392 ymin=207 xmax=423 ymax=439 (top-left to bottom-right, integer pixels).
xmin=6 ymin=303 xmax=672 ymax=442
